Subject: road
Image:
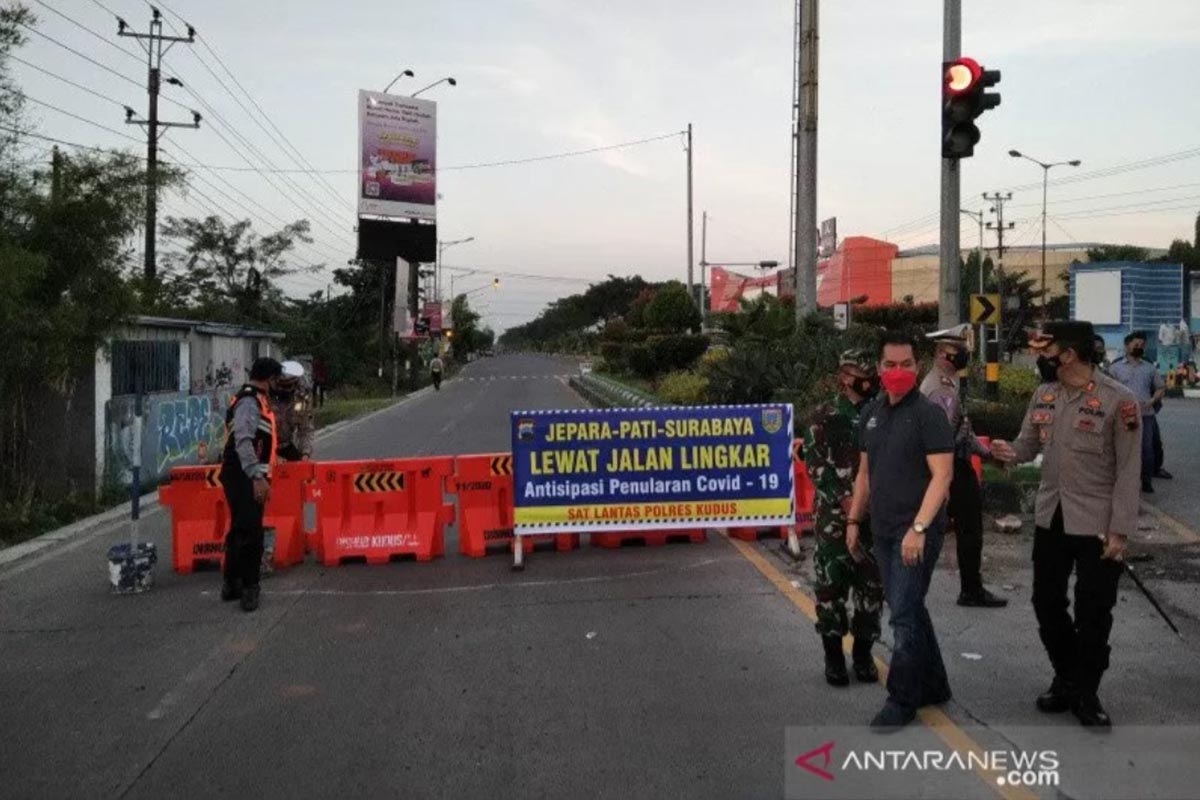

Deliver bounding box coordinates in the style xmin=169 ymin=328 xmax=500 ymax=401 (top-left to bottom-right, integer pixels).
xmin=2 ymin=354 xmax=1199 ymax=799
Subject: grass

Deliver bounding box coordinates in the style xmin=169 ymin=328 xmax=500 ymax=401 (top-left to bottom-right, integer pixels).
xmin=314 ymin=395 xmax=400 ymax=429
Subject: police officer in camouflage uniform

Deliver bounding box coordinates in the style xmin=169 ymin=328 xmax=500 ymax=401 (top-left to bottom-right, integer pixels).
xmin=271 ymin=360 xmax=314 ymax=462
xmin=802 ymin=349 xmax=884 ymax=687
xmin=920 ymin=325 xmax=1007 ymax=608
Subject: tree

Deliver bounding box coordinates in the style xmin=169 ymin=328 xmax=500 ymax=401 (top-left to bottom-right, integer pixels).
xmin=499 ymin=275 xmax=650 ymax=351
xmin=449 ymin=293 xmax=484 ymax=361
xmin=1086 ymin=244 xmax=1149 ymax=263
xmin=643 ymin=280 xmax=701 ymax=333
xmin=157 ymin=215 xmax=319 ymax=323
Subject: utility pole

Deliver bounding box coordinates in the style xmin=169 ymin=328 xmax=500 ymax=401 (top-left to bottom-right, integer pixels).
xmin=960 ymin=208 xmax=985 ymax=363
xmin=50 ymin=145 xmax=61 ymax=204
xmin=120 ymin=9 xmax=199 ymax=283
xmin=984 ymin=191 xmax=1014 ymax=398
xmin=937 ymin=0 xmax=961 ymax=331
xmin=685 ymin=123 xmax=695 ymax=308
xmin=794 ymin=0 xmax=819 ymax=320
xmin=699 ymin=210 xmax=708 ymax=313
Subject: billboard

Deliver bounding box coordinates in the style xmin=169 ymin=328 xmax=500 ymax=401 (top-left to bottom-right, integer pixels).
xmin=357 ymin=90 xmax=436 ymax=221
xmin=423 ymin=300 xmax=443 ymax=334
xmin=511 ymin=405 xmax=795 ymax=535
xmin=819 ymin=217 xmax=838 ymax=258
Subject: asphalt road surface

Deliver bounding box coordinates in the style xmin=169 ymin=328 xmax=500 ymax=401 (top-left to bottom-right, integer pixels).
xmin=3 ymin=354 xmax=1200 ymax=799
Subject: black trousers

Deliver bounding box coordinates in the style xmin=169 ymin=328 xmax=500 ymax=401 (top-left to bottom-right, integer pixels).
xmin=1152 ymin=416 xmax=1164 ymax=471
xmin=222 ymin=470 xmax=265 ymax=588
xmin=1031 ymin=507 xmax=1122 ymax=696
xmin=946 ymin=456 xmax=984 ymax=595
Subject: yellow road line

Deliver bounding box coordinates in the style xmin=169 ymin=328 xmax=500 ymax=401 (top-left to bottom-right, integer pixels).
xmin=1140 ymin=501 xmax=1200 ymax=544
xmin=725 ymin=534 xmax=1037 ymax=800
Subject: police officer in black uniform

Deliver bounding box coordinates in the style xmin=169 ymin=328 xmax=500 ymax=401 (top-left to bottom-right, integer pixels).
xmin=220 ymin=357 xmax=282 ymax=613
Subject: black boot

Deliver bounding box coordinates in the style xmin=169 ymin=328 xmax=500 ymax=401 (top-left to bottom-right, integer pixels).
xmin=240 ymin=584 xmax=260 ymax=612
xmin=1036 ymin=676 xmax=1075 ymax=713
xmin=851 ymin=638 xmax=879 ymax=683
xmin=220 ymin=577 xmax=242 ymax=602
xmin=1071 ymin=693 xmax=1112 ymax=728
xmin=957 ymin=587 xmax=1008 ymax=608
xmin=822 ymin=636 xmax=849 ymax=687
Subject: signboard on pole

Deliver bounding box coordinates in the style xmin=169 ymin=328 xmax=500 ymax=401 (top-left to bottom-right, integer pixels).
xmin=818 ymin=217 xmax=838 ymax=258
xmin=969 ymin=293 xmax=1001 ymax=325
xmin=357 ymin=90 xmax=436 ymax=221
xmin=833 ymin=302 xmax=850 ymax=330
xmin=423 ymin=300 xmax=443 ymax=334
xmin=511 ymin=405 xmax=795 ymax=535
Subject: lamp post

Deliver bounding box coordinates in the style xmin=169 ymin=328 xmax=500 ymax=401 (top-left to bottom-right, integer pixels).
xmin=436 ymin=237 xmax=474 ymax=302
xmin=1008 ymin=150 xmax=1081 ymax=315
xmin=382 ymin=69 xmax=415 ymax=94
xmin=412 ymin=77 xmax=457 ymax=97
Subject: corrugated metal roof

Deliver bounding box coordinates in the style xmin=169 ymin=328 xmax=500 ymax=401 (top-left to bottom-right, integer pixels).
xmin=132 ymin=315 xmax=286 ymax=340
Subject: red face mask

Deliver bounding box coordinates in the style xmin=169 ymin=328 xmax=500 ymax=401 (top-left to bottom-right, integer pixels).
xmin=880 ymin=367 xmax=917 ymax=396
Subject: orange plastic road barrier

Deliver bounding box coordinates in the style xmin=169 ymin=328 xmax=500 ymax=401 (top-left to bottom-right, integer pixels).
xmin=161 ymin=463 xmax=311 ymax=574
xmin=729 ymin=438 xmax=815 ymax=541
xmin=590 ymin=528 xmax=706 ymax=548
xmin=310 ymin=456 xmax=455 ymax=565
xmin=452 ymin=454 xmax=576 ymax=558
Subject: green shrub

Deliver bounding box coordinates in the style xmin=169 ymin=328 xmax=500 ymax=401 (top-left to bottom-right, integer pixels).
xmin=997 ymin=363 xmax=1040 ymax=401
xmin=658 ymin=370 xmax=710 ymax=405
xmin=966 ymin=398 xmax=1027 ymax=440
xmin=599 ymin=341 xmax=628 ymax=372
xmin=644 ymin=281 xmax=701 ymax=333
xmin=649 ymin=333 xmax=709 ymax=372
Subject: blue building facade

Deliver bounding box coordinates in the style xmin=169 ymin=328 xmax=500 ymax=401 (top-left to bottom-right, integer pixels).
xmin=1069 ymin=261 xmax=1189 ymax=367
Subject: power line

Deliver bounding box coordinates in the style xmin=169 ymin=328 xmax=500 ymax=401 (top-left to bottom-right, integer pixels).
xmin=30 ymin=0 xmax=144 ymax=66
xmin=17 ymin=21 xmax=143 ymax=91
xmin=19 ymin=93 xmax=143 ymax=144
xmin=10 ymin=54 xmax=133 ymax=109
xmin=441 ymin=265 xmax=609 ymax=285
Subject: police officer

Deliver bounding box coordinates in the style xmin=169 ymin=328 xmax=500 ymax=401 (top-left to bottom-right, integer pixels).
xmin=802 ymin=350 xmax=884 ymax=687
xmin=920 ymin=324 xmax=1007 ymax=608
xmin=991 ymin=321 xmax=1140 ymax=728
xmin=272 ymin=360 xmax=314 ymax=462
xmin=430 ymin=354 xmax=444 ymax=391
xmin=220 ymin=357 xmax=282 ymax=613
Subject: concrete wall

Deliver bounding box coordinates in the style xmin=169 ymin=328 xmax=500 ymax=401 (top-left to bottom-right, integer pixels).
xmin=104 ymin=387 xmax=233 ymax=489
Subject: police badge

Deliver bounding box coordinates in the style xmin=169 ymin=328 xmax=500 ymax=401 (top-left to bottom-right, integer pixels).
xmin=517 ymin=418 xmax=536 ymax=441
xmin=761 ymin=407 xmax=783 ymax=434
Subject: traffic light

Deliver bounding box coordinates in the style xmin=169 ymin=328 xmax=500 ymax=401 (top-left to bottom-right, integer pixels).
xmin=942 ymin=57 xmax=1001 ymax=159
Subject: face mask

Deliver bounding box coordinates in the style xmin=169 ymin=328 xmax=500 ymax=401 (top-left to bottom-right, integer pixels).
xmin=848 ymin=375 xmax=879 ymax=399
xmin=946 ymin=350 xmax=969 ymax=370
xmin=1036 ymin=355 xmax=1062 ymax=383
xmin=879 ymin=368 xmax=917 ymax=396
xmin=1131 ymin=347 xmax=1145 ymax=359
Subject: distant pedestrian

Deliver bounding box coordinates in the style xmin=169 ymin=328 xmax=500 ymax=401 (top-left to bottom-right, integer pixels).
xmin=430 ymin=355 xmax=444 ymax=391
xmin=990 ymin=321 xmax=1140 ymax=728
xmin=848 ymin=331 xmax=956 ymax=730
xmin=219 ymin=357 xmax=282 ymax=613
xmin=921 ymin=324 xmax=1007 ymax=609
xmin=802 ymin=349 xmax=883 ymax=688
xmin=1108 ymin=332 xmax=1167 ymax=491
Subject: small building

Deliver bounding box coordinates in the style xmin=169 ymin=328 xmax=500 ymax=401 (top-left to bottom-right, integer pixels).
xmin=97 ymin=317 xmax=286 ymax=493
xmin=1069 ymin=261 xmax=1190 ymax=367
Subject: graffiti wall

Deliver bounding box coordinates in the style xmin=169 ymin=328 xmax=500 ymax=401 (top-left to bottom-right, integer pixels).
xmin=105 ymin=388 xmax=233 ymax=488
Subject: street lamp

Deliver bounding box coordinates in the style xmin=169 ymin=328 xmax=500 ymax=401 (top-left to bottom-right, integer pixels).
xmin=460 ymin=278 xmax=500 ymax=299
xmin=382 ymin=69 xmax=415 ymax=94
xmin=412 ymin=77 xmax=457 ymax=97
xmin=436 ymin=237 xmax=474 ymax=301
xmin=1009 ymin=150 xmax=1082 ymax=314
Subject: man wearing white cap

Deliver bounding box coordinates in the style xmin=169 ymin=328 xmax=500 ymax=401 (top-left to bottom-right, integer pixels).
xmin=271 ymin=360 xmax=314 ymax=461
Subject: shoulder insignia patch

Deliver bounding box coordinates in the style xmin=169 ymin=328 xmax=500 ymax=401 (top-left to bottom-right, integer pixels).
xmin=941 ymin=376 xmax=955 ymax=387
xmin=1031 ymin=410 xmax=1053 ymax=425
xmin=1041 ymin=392 xmax=1057 ymax=403
xmin=1118 ymin=400 xmax=1140 ymax=431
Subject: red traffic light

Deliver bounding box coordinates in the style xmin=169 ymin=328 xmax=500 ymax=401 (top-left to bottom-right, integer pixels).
xmin=944 ymin=57 xmax=982 ymax=97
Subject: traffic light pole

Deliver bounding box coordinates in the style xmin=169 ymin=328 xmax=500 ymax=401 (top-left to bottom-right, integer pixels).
xmin=794 ymin=0 xmax=819 ymax=320
xmin=938 ymin=0 xmax=962 ymax=331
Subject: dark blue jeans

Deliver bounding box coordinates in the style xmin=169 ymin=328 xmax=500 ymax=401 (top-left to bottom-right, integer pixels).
xmin=874 ymin=527 xmax=951 ymax=712
xmin=1140 ymin=415 xmax=1157 ymax=484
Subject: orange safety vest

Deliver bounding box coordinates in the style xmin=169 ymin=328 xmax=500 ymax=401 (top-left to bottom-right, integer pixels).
xmin=220 ymin=384 xmax=278 ymax=479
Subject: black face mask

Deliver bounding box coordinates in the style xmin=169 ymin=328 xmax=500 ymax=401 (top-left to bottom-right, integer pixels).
xmin=851 ymin=376 xmax=880 ymax=400
xmin=946 ymin=350 xmax=970 ymax=370
xmin=1036 ymin=354 xmax=1062 ymax=383
xmin=1131 ymin=347 xmax=1145 ymax=359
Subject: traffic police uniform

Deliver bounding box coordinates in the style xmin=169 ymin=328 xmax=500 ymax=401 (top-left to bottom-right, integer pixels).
xmin=920 ymin=325 xmax=1006 ymax=607
xmin=1007 ymin=321 xmax=1141 ymax=726
xmin=272 ymin=361 xmax=314 ymax=462
xmin=220 ymin=380 xmax=277 ymax=610
xmin=802 ymin=350 xmax=883 ymax=685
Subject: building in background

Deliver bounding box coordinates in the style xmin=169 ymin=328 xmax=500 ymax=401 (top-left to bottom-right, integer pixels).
xmin=1070 ymin=261 xmax=1190 ymax=368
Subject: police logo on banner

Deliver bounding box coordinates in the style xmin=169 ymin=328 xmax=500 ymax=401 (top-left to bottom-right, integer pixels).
xmin=762 ymin=407 xmax=784 ymax=434
xmin=517 ymin=418 xmax=536 ymax=442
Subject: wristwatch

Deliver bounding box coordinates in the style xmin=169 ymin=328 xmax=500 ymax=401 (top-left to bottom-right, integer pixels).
xmin=912 ymin=522 xmax=927 ymax=534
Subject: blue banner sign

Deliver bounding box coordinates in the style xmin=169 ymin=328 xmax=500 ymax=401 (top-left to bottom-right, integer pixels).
xmin=511 ymin=404 xmax=794 ymax=534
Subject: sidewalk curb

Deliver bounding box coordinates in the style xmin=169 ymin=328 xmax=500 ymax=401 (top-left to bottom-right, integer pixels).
xmin=0 ymin=388 xmax=431 ymax=571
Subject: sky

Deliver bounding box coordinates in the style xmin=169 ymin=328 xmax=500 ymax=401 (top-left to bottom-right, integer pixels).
xmin=9 ymin=0 xmax=1200 ymax=332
